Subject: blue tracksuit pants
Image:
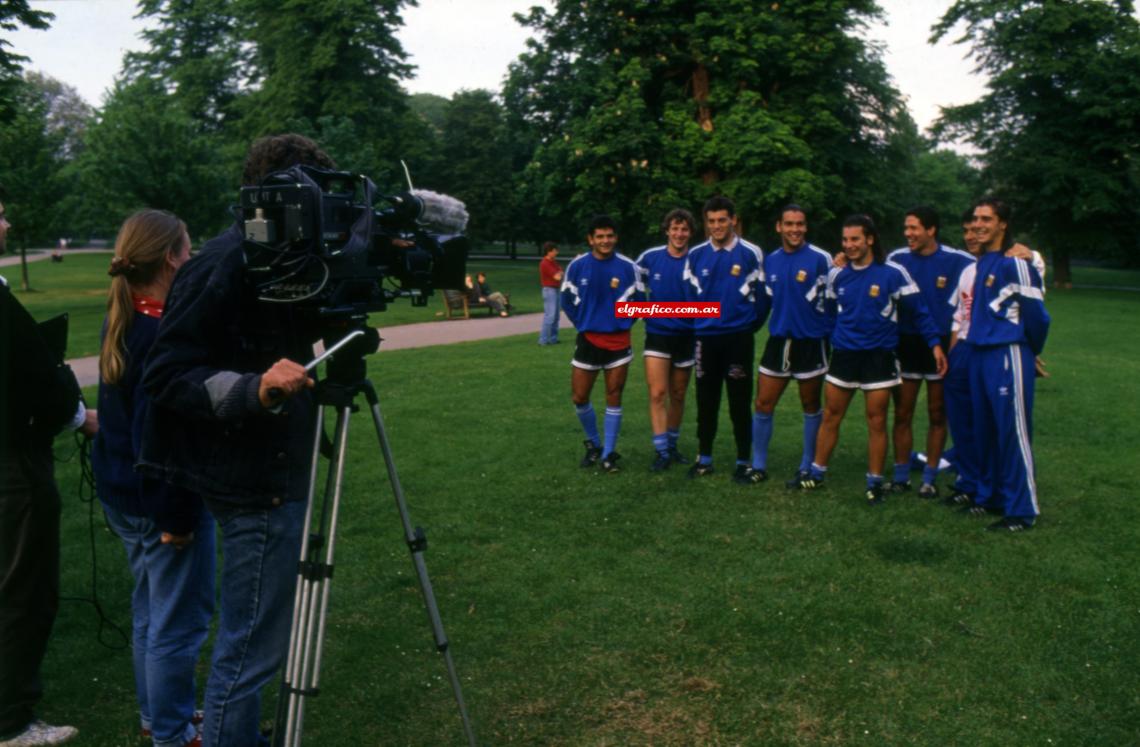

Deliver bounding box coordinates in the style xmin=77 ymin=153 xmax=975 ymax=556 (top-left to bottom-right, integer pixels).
xmin=970 ymin=343 xmax=1039 ymax=520
xmin=944 ymin=341 xmax=979 ymax=496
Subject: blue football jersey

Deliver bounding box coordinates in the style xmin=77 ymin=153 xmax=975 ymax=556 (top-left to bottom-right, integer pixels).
xmin=969 ymin=251 xmax=1050 ymax=355
xmin=887 ymin=244 xmax=976 ymax=336
xmin=683 ymin=236 xmax=769 ymax=335
xmin=826 ymin=261 xmax=941 ymax=352
xmin=764 ymin=242 xmax=833 ymax=339
xmin=561 ymin=251 xmax=643 ymax=334
xmin=636 ymin=245 xmax=693 ymax=335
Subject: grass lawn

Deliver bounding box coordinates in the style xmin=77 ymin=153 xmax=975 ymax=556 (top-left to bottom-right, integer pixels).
xmin=32 ymin=279 xmax=1140 ymax=745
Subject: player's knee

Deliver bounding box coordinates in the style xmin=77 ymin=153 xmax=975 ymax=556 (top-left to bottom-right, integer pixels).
xmin=648 ymin=386 xmax=667 ymax=407
xmin=755 ymin=397 xmax=777 ymax=414
xmin=867 ymin=411 xmax=888 ymax=433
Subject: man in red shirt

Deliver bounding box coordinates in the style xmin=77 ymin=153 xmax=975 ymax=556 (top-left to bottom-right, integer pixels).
xmin=539 ymin=241 xmax=563 ymax=344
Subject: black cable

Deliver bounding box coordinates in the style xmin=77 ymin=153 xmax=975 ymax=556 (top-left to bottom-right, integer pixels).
xmin=58 ymin=432 xmax=129 ymax=650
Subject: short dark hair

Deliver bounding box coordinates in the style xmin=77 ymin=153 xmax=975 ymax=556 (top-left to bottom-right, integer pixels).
xmin=905 ymin=205 xmax=940 ymax=236
xmin=778 ymin=203 xmax=807 ymax=223
xmin=702 ymin=195 xmax=735 ymax=217
xmin=587 ymin=214 xmax=617 ymax=235
xmin=961 ymin=207 xmax=976 ymax=225
xmin=660 ymin=208 xmax=696 ymax=234
xmin=842 ymin=213 xmax=885 ymax=264
xmin=241 ymin=133 xmax=337 ymax=186
xmin=542 ymin=240 xmax=559 ymax=254
xmin=973 ymin=195 xmax=1013 ymax=250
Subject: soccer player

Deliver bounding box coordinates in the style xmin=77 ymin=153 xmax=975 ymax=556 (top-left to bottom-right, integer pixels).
xmin=562 ymin=215 xmax=643 ymax=473
xmin=683 ymin=196 xmax=769 ymax=483
xmin=886 ymin=206 xmax=975 ymax=498
xmin=795 ymin=214 xmax=946 ymax=505
xmin=636 ymin=208 xmax=698 ymax=471
xmin=750 ymin=205 xmax=834 ymax=485
xmin=966 ymin=197 xmax=1050 ymax=532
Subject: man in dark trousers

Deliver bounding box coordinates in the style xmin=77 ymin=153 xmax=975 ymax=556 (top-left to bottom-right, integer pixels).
xmin=139 ymin=135 xmax=327 ymax=747
xmin=1 ymin=200 xmax=97 ymax=747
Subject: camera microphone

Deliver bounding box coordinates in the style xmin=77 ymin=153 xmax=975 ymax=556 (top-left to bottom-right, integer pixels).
xmin=411 ymin=190 xmax=469 ymax=234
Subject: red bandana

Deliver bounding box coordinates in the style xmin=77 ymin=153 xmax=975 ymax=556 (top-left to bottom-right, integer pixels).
xmin=132 ymin=294 xmax=165 ymax=319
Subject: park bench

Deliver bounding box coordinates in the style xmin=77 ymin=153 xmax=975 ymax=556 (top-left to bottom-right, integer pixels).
xmin=441 ymin=288 xmax=512 ymax=320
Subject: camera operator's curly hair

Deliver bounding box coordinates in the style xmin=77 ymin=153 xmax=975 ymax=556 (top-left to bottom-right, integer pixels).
xmin=241 ymin=133 xmax=337 ymax=186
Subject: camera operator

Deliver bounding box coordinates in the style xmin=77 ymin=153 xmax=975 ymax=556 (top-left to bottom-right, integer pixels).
xmin=1 ymin=200 xmax=97 ymax=747
xmin=138 ymin=135 xmax=333 ymax=747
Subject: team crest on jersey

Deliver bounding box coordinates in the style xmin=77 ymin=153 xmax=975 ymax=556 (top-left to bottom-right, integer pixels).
xmin=795 ymin=270 xmax=807 ymax=282
xmin=730 ymin=264 xmax=742 ymax=277
xmin=610 ymin=277 xmax=620 ymax=289
xmin=936 ymin=275 xmax=947 ymax=288
xmin=869 ymin=284 xmax=880 ymax=298
xmin=985 ymin=274 xmax=995 ymax=287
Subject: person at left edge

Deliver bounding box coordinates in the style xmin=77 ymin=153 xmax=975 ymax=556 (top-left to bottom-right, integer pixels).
xmin=1 ymin=199 xmax=97 ymax=747
xmin=138 ymin=134 xmax=327 ymax=747
xmin=92 ymin=210 xmax=214 ymax=747
xmin=636 ymin=208 xmax=697 ymax=472
xmin=562 ymin=215 xmax=643 ymax=473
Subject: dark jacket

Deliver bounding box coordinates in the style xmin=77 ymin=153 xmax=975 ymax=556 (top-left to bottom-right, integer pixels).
xmin=0 ymin=279 xmax=81 ymax=454
xmin=137 ymin=225 xmax=317 ymax=508
xmin=92 ymin=312 xmax=203 ymax=534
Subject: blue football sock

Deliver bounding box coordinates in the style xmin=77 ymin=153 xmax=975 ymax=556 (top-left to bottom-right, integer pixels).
xmin=800 ymin=411 xmax=822 ymax=472
xmin=666 ymin=428 xmax=680 ymax=450
xmin=867 ymin=473 xmax=884 ymax=489
xmin=751 ymin=412 xmax=773 ymax=470
xmin=893 ymin=462 xmax=910 ymax=484
xmin=922 ymin=464 xmax=938 ymax=486
xmin=809 ymin=463 xmax=827 ymax=481
xmin=602 ymin=406 xmax=622 ymax=458
xmin=575 ymin=403 xmax=599 ymax=446
xmin=698 ymin=454 xmax=713 ymax=466
xmin=652 ymin=432 xmax=669 ymax=456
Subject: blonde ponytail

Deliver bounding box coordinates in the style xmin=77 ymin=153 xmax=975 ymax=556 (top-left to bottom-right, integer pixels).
xmin=98 ymin=209 xmax=187 ymax=385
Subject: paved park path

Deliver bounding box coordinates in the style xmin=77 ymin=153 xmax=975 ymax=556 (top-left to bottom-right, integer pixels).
xmin=65 ymin=312 xmax=572 ymax=387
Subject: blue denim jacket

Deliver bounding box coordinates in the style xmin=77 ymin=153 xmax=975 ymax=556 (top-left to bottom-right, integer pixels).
xmin=138 ymin=225 xmax=317 ymax=508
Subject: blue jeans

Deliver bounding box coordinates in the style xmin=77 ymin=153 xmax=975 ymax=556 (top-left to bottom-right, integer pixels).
xmin=102 ymin=504 xmax=215 ymax=747
xmin=201 ymin=500 xmax=306 ymax=747
xmin=540 ymin=287 xmax=561 ymax=344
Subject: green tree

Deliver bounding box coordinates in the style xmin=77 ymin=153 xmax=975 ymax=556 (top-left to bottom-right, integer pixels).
xmin=504 ymin=0 xmax=911 ymax=246
xmin=932 ymin=0 xmax=1140 ymax=281
xmin=0 ymin=77 xmax=62 ymax=289
xmin=437 ymin=90 xmax=514 ymax=245
xmin=70 ymin=77 xmax=232 ymax=241
xmin=0 ymin=0 xmax=52 ymax=121
xmin=24 ymin=71 xmax=93 ymax=160
xmin=125 ymin=0 xmax=244 ymax=130
xmin=237 ymin=0 xmax=413 ymax=143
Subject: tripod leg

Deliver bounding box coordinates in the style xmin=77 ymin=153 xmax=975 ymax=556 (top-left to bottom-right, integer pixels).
xmin=275 ymin=404 xmax=353 ymax=747
xmin=360 ymin=380 xmax=478 ymax=747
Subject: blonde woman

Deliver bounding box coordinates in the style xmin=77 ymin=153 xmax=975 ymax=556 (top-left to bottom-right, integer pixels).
xmin=91 ymin=210 xmax=212 ymax=747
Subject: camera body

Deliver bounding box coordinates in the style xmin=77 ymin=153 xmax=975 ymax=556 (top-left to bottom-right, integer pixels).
xmin=239 ymin=165 xmax=469 ymax=318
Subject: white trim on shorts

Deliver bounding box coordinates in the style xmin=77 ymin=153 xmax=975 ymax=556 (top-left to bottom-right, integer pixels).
xmin=900 ymin=371 xmax=944 ymax=382
xmin=825 ymin=373 xmax=901 ymax=391
xmin=572 ymin=352 xmax=634 ymax=371
xmin=759 ymin=363 xmax=829 ymax=380
xmin=644 ymin=349 xmax=696 ymax=368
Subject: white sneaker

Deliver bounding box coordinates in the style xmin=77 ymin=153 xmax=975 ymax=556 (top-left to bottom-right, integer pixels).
xmin=0 ymin=720 xmax=78 ymax=746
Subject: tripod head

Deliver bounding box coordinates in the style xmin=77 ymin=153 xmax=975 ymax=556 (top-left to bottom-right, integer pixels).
xmin=315 ymin=320 xmax=381 ymax=387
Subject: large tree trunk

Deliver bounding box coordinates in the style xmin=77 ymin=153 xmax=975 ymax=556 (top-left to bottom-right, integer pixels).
xmin=690 ymin=64 xmax=721 ymax=187
xmin=1052 ymin=244 xmax=1072 ymax=288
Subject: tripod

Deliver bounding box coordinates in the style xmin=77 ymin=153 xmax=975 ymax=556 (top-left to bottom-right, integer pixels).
xmin=274 ymin=328 xmax=477 ymax=746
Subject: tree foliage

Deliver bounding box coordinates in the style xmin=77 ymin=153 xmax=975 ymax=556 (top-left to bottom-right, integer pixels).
xmin=0 ymin=0 xmax=52 ymax=121
xmin=503 ymin=0 xmax=915 ymax=245
xmin=932 ymin=0 xmax=1140 ymax=277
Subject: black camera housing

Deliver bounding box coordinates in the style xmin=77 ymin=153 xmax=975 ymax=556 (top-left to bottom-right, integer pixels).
xmin=239 ymin=166 xmax=468 ymax=318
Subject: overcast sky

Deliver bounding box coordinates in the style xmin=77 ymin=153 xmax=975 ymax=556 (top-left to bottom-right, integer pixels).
xmin=7 ymin=0 xmax=985 ymax=135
